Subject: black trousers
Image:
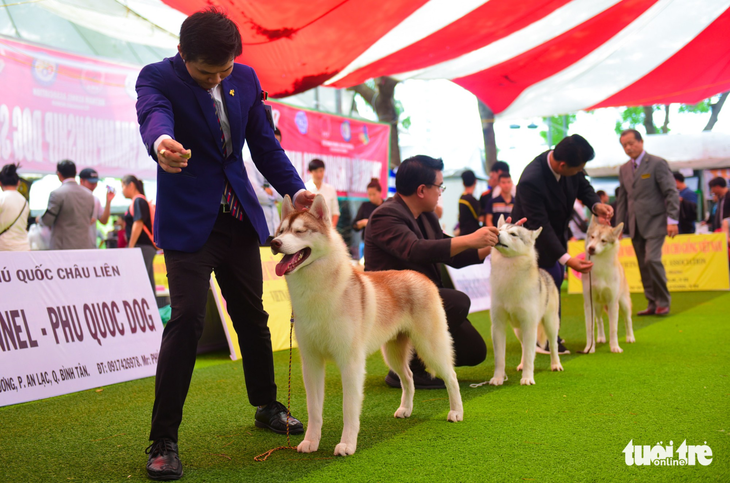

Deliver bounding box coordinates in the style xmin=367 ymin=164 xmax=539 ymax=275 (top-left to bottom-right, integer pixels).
xmin=438 ymin=288 xmax=487 ymax=367
xmin=149 ymin=209 xmax=276 ymax=443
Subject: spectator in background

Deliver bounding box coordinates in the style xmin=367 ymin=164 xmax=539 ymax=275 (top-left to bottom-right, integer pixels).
xmin=39 ymin=160 xmax=95 ymax=250
xmin=0 ymin=163 xmax=30 ymax=251
xmin=352 ymin=178 xmax=383 ymax=242
xmin=79 ymin=168 xmax=115 ymax=247
xmin=616 ymin=129 xmax=679 ymax=316
xmin=568 ymin=199 xmax=589 ymax=240
xmin=458 ymin=169 xmax=481 ymax=235
xmin=596 ymin=190 xmax=609 ymax=204
xmin=121 ymin=175 xmax=156 ymax=293
xmin=673 ymin=172 xmax=698 ymax=234
xmin=305 ymin=158 xmax=340 ymax=228
xmin=707 ymin=177 xmax=730 ymax=232
xmin=485 ymin=173 xmax=514 ymax=227
xmin=479 ymin=161 xmax=510 ymax=225
xmin=244 ymin=128 xmax=284 ymax=239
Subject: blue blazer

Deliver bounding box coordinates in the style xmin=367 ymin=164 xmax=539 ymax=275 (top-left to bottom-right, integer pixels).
xmin=136 ymin=54 xmax=305 ymax=251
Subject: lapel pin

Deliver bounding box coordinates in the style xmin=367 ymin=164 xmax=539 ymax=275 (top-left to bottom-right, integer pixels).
xmin=229 ymin=89 xmax=235 ymax=96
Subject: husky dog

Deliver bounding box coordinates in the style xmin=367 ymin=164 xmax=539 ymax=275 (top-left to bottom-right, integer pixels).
xmin=489 ymin=215 xmax=563 ymax=386
xmin=270 ymin=194 xmax=463 ymax=457
xmin=581 ymin=216 xmax=635 ymax=353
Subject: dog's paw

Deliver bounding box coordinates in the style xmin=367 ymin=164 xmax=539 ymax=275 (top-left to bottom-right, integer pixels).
xmin=551 ymin=362 xmax=564 ymax=372
xmin=488 ymin=375 xmax=506 ymax=386
xmin=394 ymin=406 xmax=412 ymax=419
xmin=626 ymin=335 xmax=636 ymax=343
xmin=297 ymin=440 xmax=319 ymax=453
xmin=334 ymin=442 xmax=356 ymax=456
xmin=596 ymin=336 xmax=606 ymax=344
xmin=610 ymin=345 xmax=623 ymax=353
xmin=520 ymin=376 xmax=536 ymax=385
xmin=516 ymin=362 xmax=523 ymax=371
xmin=581 ymin=345 xmax=596 ymax=354
xmin=447 ymin=410 xmax=463 ymax=422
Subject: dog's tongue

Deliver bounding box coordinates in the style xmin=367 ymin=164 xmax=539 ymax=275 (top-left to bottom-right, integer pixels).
xmin=275 ymin=254 xmax=296 ymax=277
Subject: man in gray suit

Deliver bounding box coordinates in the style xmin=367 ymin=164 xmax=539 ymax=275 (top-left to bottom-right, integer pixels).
xmin=616 ymin=129 xmax=679 ymax=316
xmin=39 ymin=160 xmax=96 ymax=250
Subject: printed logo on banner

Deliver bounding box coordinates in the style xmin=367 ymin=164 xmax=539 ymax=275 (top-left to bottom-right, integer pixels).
xmin=81 ymin=69 xmax=104 ymax=95
xmin=320 ymin=116 xmax=331 ymax=138
xmin=125 ymin=72 xmax=139 ymax=99
xmin=295 ymin=111 xmax=308 ymax=134
xmin=31 ymin=57 xmax=58 ymax=86
xmin=360 ymin=124 xmax=370 ymax=144
xmin=340 ymin=120 xmax=352 ymax=142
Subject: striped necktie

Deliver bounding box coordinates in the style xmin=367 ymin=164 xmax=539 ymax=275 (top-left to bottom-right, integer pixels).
xmin=210 ymin=90 xmax=244 ymax=221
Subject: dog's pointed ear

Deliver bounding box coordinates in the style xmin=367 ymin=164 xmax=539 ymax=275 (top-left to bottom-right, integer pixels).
xmin=310 ymin=194 xmax=331 ymax=224
xmin=613 ymin=223 xmax=624 ymax=238
xmin=588 ymin=214 xmax=598 ymax=231
xmin=532 ymin=226 xmax=543 ymax=240
xmin=497 ymin=215 xmax=506 ymax=228
xmin=282 ymin=195 xmax=295 ymax=219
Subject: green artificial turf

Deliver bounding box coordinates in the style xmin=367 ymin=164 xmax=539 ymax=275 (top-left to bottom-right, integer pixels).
xmin=1 ymin=291 xmax=728 ymax=482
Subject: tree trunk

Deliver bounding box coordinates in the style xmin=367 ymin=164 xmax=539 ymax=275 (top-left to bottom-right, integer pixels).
xmin=661 ymin=104 xmax=671 ymax=133
xmin=348 ymin=77 xmax=401 ymax=168
xmin=478 ymin=100 xmax=497 ymax=173
xmin=643 ymin=105 xmax=657 ymax=134
xmin=703 ymin=91 xmax=729 ymax=131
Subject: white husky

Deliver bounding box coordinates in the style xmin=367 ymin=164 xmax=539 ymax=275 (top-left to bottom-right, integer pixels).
xmin=581 ymin=216 xmax=635 ymax=354
xmin=270 ymin=195 xmax=463 ymax=457
xmin=489 ymin=216 xmax=563 ymax=386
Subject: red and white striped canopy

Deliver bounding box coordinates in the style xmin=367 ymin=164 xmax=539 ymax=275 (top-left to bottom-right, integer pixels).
xmin=163 ymin=0 xmax=730 ymax=119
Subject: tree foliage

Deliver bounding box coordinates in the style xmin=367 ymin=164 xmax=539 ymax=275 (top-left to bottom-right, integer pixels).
xmin=540 ymin=113 xmax=577 ymax=146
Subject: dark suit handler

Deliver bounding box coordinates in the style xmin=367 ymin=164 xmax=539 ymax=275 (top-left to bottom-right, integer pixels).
xmin=511 ymin=135 xmax=613 ymax=355
xmin=365 ymin=155 xmax=500 ymax=389
xmin=135 ymin=8 xmax=314 ymax=480
xmin=615 ymin=129 xmax=679 ymax=317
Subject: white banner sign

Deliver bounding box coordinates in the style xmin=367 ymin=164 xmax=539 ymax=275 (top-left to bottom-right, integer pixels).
xmin=0 ymin=249 xmax=163 ymax=407
xmin=445 ymin=256 xmax=492 ymax=313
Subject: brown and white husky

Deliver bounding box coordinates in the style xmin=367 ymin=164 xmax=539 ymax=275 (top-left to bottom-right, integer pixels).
xmin=270 ymin=194 xmax=463 ymax=456
xmin=582 ymin=216 xmax=635 ymax=354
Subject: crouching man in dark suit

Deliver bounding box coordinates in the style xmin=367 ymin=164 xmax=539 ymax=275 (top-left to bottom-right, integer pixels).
xmin=511 ymin=135 xmax=613 ymax=354
xmin=365 ymin=155 xmax=500 ymax=388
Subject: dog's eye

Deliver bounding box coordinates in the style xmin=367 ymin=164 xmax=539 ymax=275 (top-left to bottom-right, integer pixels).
xmin=295 ymin=228 xmax=307 ymax=234
xmin=510 ymin=233 xmax=517 ymax=237
xmin=602 ymin=239 xmax=607 ymax=243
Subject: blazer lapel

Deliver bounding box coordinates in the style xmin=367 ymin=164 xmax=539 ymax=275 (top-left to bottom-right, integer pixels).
xmin=632 ymin=155 xmax=651 ymax=188
xmin=172 ymin=54 xmax=225 ymax=160
xmin=221 ymin=75 xmax=241 ymax=155
xmin=541 ymin=154 xmax=567 ymax=207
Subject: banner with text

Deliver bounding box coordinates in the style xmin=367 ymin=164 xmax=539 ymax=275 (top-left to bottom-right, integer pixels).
xmin=567 ymin=234 xmax=730 ymax=294
xmin=0 ymin=249 xmax=163 ymax=407
xmin=271 ymin=101 xmax=390 ymax=198
xmin=446 ymin=256 xmax=492 ymax=313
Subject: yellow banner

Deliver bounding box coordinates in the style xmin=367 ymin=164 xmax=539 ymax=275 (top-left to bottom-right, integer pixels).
xmin=567 ymin=234 xmax=729 ymax=294
xmin=209 ymin=248 xmax=297 ymax=359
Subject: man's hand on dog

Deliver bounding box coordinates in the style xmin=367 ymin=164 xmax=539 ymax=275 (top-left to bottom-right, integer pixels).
xmin=157 ymin=139 xmax=191 ymax=173
xmin=294 ymin=191 xmax=316 ymax=210
xmin=593 ymin=203 xmax=614 ymax=225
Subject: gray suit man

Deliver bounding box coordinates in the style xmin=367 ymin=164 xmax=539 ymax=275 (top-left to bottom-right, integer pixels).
xmin=616 ymin=129 xmax=679 ymax=316
xmin=39 ymin=160 xmax=96 ymax=250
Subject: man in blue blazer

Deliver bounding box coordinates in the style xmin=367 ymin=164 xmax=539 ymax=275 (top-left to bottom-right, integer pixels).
xmin=136 ymin=9 xmax=313 ymax=480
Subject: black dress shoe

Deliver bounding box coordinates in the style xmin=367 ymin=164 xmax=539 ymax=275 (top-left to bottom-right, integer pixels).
xmin=255 ymin=401 xmax=304 ymax=434
xmin=146 ymin=439 xmax=183 ymax=481
xmin=384 ymin=370 xmax=446 ymax=389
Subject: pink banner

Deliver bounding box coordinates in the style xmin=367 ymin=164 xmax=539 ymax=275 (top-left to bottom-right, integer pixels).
xmin=0 ymin=37 xmax=153 ymax=179
xmin=0 ymin=37 xmax=390 ymax=192
xmin=270 ymin=101 xmax=390 ymax=198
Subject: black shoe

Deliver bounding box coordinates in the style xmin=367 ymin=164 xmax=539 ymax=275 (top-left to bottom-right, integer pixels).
xmin=536 ymin=338 xmax=570 ymax=355
xmin=384 ymin=370 xmax=446 ymax=390
xmin=254 ymin=401 xmax=304 ymax=434
xmin=146 ymin=439 xmax=183 ymax=481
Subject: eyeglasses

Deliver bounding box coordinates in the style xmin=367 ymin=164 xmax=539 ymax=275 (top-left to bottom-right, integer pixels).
xmin=426 ymin=183 xmax=446 ymax=193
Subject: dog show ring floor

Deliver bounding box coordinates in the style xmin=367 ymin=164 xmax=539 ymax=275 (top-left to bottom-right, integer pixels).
xmin=1 ymin=291 xmax=728 ymax=482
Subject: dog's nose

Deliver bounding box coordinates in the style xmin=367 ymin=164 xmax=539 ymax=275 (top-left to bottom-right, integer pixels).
xmin=270 ymin=238 xmax=282 ymax=254
xmin=588 ymin=246 xmax=595 ymax=255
